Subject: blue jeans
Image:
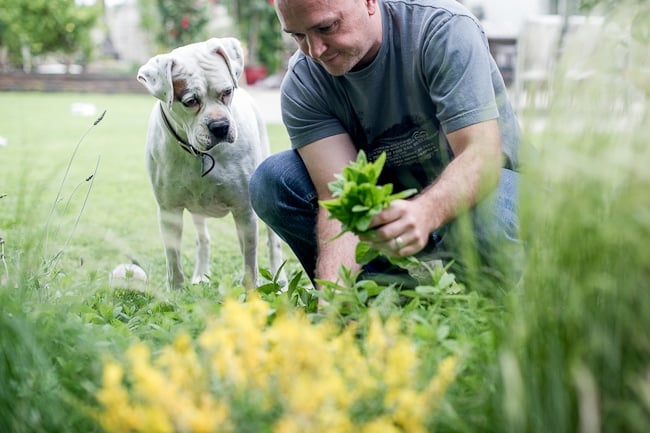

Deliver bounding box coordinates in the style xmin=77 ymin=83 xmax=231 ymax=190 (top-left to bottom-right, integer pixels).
xmin=250 ymin=149 xmax=522 ymax=287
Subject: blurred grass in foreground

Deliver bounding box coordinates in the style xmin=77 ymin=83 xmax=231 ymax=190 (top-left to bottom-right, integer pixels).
xmin=494 ymin=2 xmax=650 ymax=432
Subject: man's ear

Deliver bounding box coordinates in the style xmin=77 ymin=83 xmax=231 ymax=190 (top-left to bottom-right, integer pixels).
xmin=206 ymin=37 xmax=244 ymax=86
xmin=137 ymin=54 xmax=175 ymax=106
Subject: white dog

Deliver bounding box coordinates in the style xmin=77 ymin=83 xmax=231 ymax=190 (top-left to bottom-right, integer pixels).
xmin=136 ymin=37 xmax=284 ymax=290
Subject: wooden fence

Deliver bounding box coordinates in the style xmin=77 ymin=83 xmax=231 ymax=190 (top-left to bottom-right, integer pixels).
xmin=0 ymin=72 xmax=146 ymax=94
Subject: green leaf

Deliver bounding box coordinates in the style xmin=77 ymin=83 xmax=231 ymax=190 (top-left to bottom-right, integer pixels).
xmin=256 ymin=283 xmax=277 ymax=295
xmin=389 ymin=188 xmax=418 ymax=201
xmin=355 ymin=242 xmax=380 ymax=265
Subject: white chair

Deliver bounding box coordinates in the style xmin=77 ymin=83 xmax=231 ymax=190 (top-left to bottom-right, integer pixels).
xmin=512 ymin=14 xmax=564 ymax=111
xmin=562 ymin=15 xmax=606 ymax=81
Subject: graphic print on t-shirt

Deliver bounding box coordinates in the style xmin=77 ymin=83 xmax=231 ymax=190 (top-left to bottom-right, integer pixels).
xmin=360 ymin=115 xmax=452 ymax=192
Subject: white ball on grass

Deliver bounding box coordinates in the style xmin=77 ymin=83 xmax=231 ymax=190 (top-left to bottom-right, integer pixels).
xmin=109 ymin=263 xmax=148 ymax=287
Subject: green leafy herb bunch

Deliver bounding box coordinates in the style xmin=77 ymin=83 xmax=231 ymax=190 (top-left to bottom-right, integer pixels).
xmin=320 ymin=151 xmax=417 ymax=264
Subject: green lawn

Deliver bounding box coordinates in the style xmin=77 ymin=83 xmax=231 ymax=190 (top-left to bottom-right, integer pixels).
xmin=0 ymin=91 xmax=294 ymax=290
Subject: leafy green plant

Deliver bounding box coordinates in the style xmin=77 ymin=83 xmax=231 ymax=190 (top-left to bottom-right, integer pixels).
xmin=257 ymin=263 xmax=321 ymax=315
xmin=321 ymin=151 xmax=416 ymax=235
xmin=222 ymin=0 xmax=284 ymax=73
xmin=320 ymin=151 xmax=417 ymax=266
xmin=0 ymin=288 xmax=114 ymax=433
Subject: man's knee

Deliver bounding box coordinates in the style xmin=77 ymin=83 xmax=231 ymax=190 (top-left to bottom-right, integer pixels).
xmin=249 ymin=155 xmax=279 ymax=219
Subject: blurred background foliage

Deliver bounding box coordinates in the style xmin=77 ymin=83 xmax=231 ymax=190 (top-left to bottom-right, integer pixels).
xmin=155 ymin=0 xmax=210 ymax=49
xmin=221 ymin=0 xmax=284 ymax=73
xmin=0 ymin=0 xmax=286 ymax=76
xmin=0 ymin=0 xmax=100 ymax=70
xmin=1 ymin=0 xmax=631 ymax=78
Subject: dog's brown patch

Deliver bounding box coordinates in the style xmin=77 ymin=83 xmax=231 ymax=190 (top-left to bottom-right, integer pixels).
xmin=172 ymin=79 xmax=187 ymax=101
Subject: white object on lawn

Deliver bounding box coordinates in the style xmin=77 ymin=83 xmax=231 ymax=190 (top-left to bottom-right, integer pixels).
xmin=109 ymin=263 xmax=148 ymax=286
xmin=70 ymin=102 xmax=97 ymax=117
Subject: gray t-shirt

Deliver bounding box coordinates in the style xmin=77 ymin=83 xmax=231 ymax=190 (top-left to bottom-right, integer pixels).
xmin=280 ymin=0 xmax=520 ymax=192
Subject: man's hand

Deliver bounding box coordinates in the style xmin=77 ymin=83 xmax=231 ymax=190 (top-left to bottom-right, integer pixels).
xmin=360 ymin=198 xmax=431 ymax=257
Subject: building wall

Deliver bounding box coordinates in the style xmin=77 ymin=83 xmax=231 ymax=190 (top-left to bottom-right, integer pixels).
xmin=464 ymin=0 xmax=551 ymax=35
xmin=104 ymin=0 xmax=234 ymax=66
xmin=104 ymin=0 xmax=153 ymax=64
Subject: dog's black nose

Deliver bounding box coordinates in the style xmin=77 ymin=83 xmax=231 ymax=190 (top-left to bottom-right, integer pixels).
xmin=208 ymin=119 xmax=229 ymax=139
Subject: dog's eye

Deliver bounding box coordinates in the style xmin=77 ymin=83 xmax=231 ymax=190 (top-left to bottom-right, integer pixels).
xmin=181 ymin=96 xmax=200 ymax=108
xmin=220 ymin=88 xmax=233 ymax=103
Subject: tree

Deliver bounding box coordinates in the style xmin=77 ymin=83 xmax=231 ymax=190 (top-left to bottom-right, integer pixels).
xmin=156 ymin=0 xmax=210 ymax=49
xmin=223 ymin=0 xmax=284 ymax=74
xmin=0 ymin=0 xmax=99 ymax=71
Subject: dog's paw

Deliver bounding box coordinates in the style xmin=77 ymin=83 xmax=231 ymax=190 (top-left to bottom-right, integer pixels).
xmin=191 ymin=274 xmax=211 ymax=285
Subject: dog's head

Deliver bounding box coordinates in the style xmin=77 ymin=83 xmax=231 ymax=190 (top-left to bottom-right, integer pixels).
xmin=137 ymin=37 xmax=245 ymax=151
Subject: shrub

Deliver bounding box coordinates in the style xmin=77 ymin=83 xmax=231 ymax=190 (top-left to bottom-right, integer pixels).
xmin=94 ymin=294 xmax=458 ymax=433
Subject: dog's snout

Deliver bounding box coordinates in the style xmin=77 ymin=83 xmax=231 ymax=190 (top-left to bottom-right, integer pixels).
xmin=208 ymin=119 xmax=230 ymax=139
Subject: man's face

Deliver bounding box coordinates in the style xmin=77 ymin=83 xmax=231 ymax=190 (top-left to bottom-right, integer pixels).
xmin=276 ymin=0 xmax=381 ymax=76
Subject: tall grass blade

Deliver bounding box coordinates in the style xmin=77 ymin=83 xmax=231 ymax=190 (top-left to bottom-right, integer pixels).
xmin=43 ymin=110 xmax=106 ymax=253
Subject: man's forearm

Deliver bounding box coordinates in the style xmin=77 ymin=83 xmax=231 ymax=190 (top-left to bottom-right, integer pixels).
xmin=314 ymin=208 xmax=360 ymax=284
xmin=417 ymin=128 xmax=503 ymax=233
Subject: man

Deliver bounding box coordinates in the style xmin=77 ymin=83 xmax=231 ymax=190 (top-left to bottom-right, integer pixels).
xmin=250 ymin=0 xmax=522 ymax=288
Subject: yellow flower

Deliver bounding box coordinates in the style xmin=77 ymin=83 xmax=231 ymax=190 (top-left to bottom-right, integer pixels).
xmin=173 ymin=332 xmax=193 ymax=353
xmin=199 ymin=294 xmax=272 ymax=390
xmin=274 ymin=416 xmax=302 ymax=433
xmin=365 ymin=313 xmax=390 ymax=372
xmin=96 ymin=404 xmax=139 ymax=433
xmin=128 ymin=345 xmax=174 ymax=405
xmin=359 ymin=415 xmax=402 ymax=433
xmin=96 ymin=361 xmax=137 ymax=432
xmin=94 ymin=294 xmax=460 ymax=433
xmin=390 ymin=389 xmax=427 ymax=433
xmin=384 ymin=339 xmax=417 ymax=389
xmin=135 ymin=404 xmax=174 ymax=433
xmin=425 ymin=355 xmax=459 ymax=402
xmin=188 ymin=394 xmax=231 ymax=433
xmin=102 ymin=360 xmax=124 ymax=388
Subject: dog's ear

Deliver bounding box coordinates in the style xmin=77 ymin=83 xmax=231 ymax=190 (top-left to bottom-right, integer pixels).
xmin=137 ymin=54 xmax=175 ymax=106
xmin=206 ymin=37 xmax=244 ymax=87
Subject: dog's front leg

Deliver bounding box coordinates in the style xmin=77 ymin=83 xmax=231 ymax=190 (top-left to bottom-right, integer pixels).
xmin=233 ymin=208 xmax=259 ymax=290
xmin=159 ymin=208 xmax=185 ymax=290
xmin=190 ymin=213 xmax=211 ymax=284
